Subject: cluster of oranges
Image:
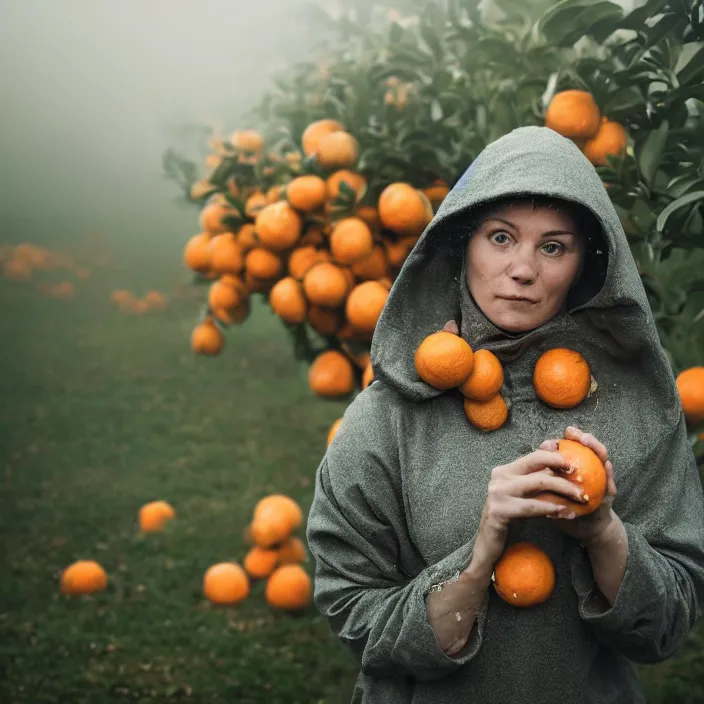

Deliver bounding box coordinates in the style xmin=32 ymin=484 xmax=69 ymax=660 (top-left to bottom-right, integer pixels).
xmin=179 ymin=90 xmax=631 ymax=411
xmin=110 ymin=289 xmax=168 ymax=315
xmin=412 ymin=330 xmax=596 ymax=433
xmin=545 ymin=89 xmax=628 ymax=166
xmin=1 ymin=242 xmax=86 ymax=299
xmin=183 ymin=118 xmax=444 ymax=398
xmin=60 ymin=495 xmax=311 ymax=613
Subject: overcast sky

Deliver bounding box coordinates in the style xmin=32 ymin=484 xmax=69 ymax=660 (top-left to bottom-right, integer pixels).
xmin=0 ymin=0 xmax=326 ymax=246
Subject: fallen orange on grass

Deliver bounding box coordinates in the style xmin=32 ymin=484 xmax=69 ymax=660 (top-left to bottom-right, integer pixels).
xmin=139 ymin=500 xmax=176 ymax=532
xmin=203 ymin=563 xmax=250 ymax=605
xmin=265 ymin=565 xmax=311 ymax=611
xmin=61 ymin=560 xmax=108 ymax=595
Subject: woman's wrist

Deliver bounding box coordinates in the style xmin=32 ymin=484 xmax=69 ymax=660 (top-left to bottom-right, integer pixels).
xmin=582 ymin=509 xmax=623 ymax=554
xmin=426 ymin=538 xmax=495 ymax=657
xmin=582 ymin=511 xmax=628 ymax=606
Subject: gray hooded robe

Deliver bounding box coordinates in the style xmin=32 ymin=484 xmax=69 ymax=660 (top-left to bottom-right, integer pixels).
xmin=305 ymin=126 xmax=704 ymax=703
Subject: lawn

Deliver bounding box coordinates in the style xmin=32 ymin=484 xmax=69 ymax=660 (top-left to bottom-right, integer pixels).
xmin=0 ymin=242 xmax=357 ymax=703
xmin=1 ymin=237 xmax=703 ymax=703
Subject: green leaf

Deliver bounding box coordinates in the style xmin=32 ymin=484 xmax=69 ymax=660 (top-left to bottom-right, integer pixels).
xmin=419 ymin=17 xmax=444 ymax=61
xmin=539 ymin=0 xmax=623 ymax=47
xmin=667 ymin=175 xmax=704 ymax=198
xmin=631 ymin=198 xmax=657 ymax=232
xmin=677 ymin=44 xmax=704 ymax=86
xmin=657 ymin=191 xmax=704 ymax=232
xmin=642 ymin=13 xmax=689 ymax=52
xmin=637 ymin=120 xmax=670 ymax=187
xmin=389 ymin=21 xmax=403 ymax=45
xmin=619 ymin=0 xmax=669 ymax=31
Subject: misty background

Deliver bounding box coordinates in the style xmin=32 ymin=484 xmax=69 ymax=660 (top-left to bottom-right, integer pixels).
xmin=0 ymin=0 xmax=339 ymax=263
xmin=0 ymin=0 xmax=639 ymax=261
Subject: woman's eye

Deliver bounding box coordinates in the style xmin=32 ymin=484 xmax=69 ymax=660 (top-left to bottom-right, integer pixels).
xmin=542 ymin=242 xmax=564 ymax=256
xmin=490 ymin=231 xmax=511 ymax=244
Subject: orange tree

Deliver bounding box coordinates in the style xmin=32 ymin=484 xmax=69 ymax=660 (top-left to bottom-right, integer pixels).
xmin=163 ymin=0 xmax=703 ymax=446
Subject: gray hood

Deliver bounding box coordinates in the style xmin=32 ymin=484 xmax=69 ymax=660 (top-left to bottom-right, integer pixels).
xmin=371 ymin=126 xmax=668 ymax=407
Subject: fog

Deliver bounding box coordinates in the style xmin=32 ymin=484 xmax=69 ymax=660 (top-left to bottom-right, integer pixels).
xmin=0 ymin=0 xmax=330 ymax=247
xmin=0 ymin=0 xmax=640 ymax=251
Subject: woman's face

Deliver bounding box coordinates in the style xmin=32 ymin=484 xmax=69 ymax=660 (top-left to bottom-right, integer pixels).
xmin=466 ymin=202 xmax=584 ymax=333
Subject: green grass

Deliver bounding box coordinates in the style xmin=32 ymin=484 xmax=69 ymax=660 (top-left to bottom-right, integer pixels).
xmin=1 ymin=240 xmax=703 ymax=703
xmin=0 ymin=251 xmax=357 ymax=704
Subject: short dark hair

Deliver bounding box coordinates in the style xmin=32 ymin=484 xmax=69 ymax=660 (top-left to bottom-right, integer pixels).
xmin=467 ymin=194 xmax=594 ymax=241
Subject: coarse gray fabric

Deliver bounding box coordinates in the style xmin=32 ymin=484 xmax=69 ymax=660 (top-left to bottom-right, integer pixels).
xmin=306 ymin=126 xmax=704 ymax=703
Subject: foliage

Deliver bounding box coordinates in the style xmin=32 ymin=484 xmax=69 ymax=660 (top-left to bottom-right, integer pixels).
xmin=163 ymin=0 xmax=704 ymax=444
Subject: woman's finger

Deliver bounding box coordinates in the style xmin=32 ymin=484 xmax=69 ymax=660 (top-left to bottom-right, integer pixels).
xmin=442 ymin=320 xmax=459 ymax=335
xmin=539 ymin=439 xmax=559 ymax=452
xmin=566 ymin=426 xmax=608 ymax=463
xmin=508 ymin=470 xmax=587 ymax=503
xmin=605 ymin=460 xmax=617 ymax=497
xmin=508 ymin=450 xmax=571 ymax=475
xmin=505 ymin=496 xmax=574 ymax=520
xmin=564 ymin=426 xmax=583 ymax=441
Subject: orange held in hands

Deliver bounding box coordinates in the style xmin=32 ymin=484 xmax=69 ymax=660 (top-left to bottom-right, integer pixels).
xmin=531 ymin=438 xmax=607 ymax=517
xmin=61 ymin=560 xmax=108 ymax=595
xmin=533 ymin=348 xmax=594 ymax=409
xmin=415 ymin=331 xmax=474 ymax=390
xmin=203 ymin=563 xmax=250 ymax=605
xmin=493 ymin=542 xmax=555 ymax=608
xmin=139 ymin=500 xmax=176 ymax=532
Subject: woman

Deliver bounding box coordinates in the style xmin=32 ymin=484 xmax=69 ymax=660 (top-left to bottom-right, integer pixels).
xmin=305 ymin=126 xmax=704 ymax=703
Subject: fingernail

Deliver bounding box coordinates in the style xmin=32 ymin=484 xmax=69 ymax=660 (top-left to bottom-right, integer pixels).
xmin=565 ymin=512 xmax=576 ymax=520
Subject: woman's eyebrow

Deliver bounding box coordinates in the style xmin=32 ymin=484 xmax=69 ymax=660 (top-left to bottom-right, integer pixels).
xmin=541 ymin=229 xmax=576 ymax=237
xmin=482 ymin=217 xmax=516 ymax=229
xmin=481 ymin=217 xmax=575 ymax=238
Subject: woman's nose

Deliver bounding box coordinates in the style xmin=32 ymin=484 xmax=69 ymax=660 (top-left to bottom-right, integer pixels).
xmin=508 ymin=252 xmax=538 ymax=285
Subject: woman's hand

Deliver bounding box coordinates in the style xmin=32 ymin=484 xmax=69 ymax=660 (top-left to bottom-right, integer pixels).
xmin=472 ymin=449 xmax=587 ymax=567
xmin=539 ymin=426 xmax=618 ymax=547
xmin=443 ymin=320 xmax=460 ymax=335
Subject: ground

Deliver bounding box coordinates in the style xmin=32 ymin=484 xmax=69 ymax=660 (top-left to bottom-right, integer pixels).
xmin=1 ymin=235 xmax=702 ymax=703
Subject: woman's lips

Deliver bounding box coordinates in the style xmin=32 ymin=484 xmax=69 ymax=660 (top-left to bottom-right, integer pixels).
xmin=497 ymin=295 xmax=537 ymax=304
